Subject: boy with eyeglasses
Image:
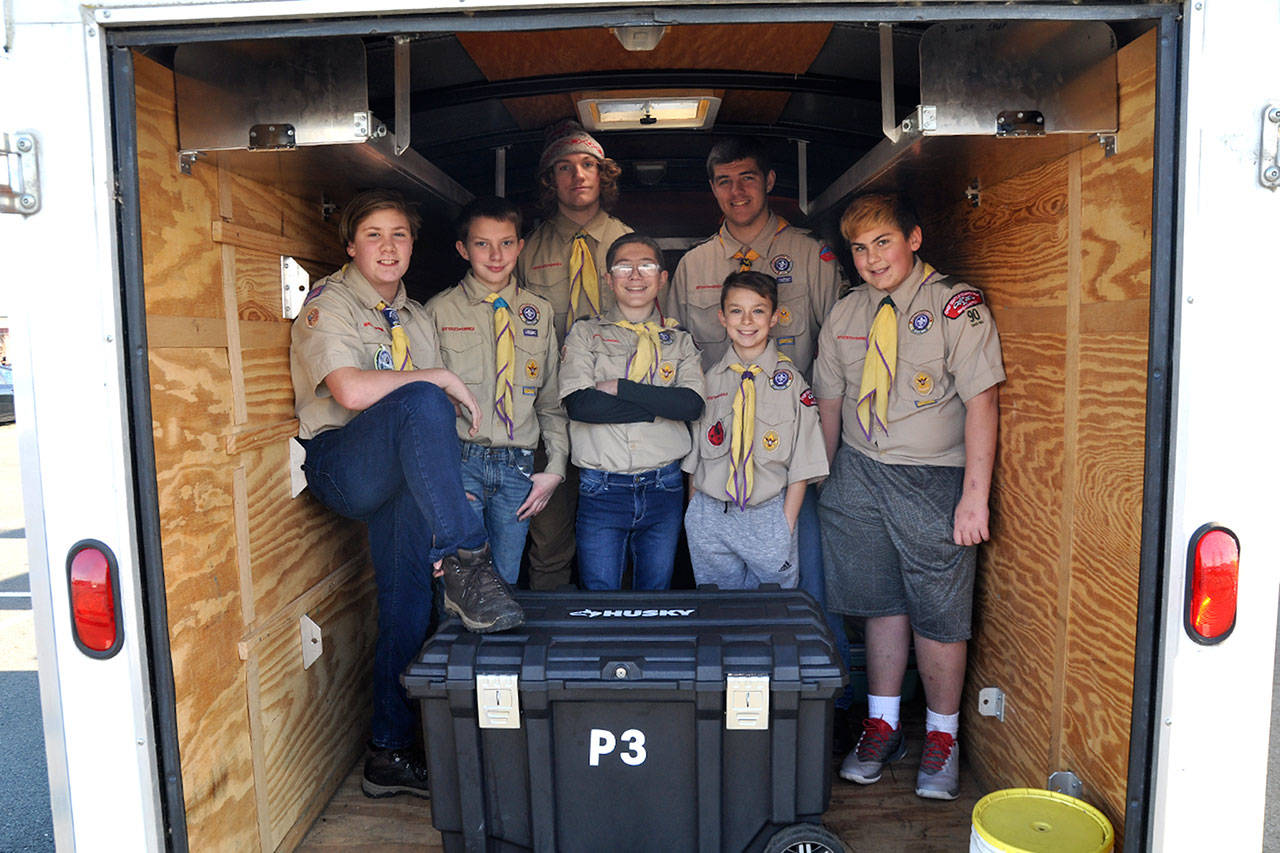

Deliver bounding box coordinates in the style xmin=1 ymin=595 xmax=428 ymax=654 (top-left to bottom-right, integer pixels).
xmin=558 ymin=233 xmax=704 ymax=590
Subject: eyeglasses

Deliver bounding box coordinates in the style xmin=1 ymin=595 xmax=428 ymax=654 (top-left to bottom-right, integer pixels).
xmin=609 ymin=262 xmax=661 ymax=277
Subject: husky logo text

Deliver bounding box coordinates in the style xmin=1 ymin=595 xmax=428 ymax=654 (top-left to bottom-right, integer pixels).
xmin=569 ymin=608 xmax=697 ymax=618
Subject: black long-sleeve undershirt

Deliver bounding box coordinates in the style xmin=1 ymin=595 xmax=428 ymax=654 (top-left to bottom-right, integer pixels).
xmin=564 ymin=379 xmax=704 ymax=425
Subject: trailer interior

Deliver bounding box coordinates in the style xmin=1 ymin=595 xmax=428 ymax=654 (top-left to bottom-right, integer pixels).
xmin=110 ymin=4 xmax=1176 ymax=850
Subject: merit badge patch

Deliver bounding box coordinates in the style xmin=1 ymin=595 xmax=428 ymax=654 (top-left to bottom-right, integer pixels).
xmin=909 ymin=310 xmax=934 ymax=335
xmin=519 ymin=303 xmax=540 ymax=324
xmin=659 ymin=361 xmax=675 ymax=382
xmin=770 ymin=368 xmax=794 ymax=391
xmin=525 ymin=359 xmax=539 ymax=380
xmin=707 ymin=421 xmax=725 ymax=447
xmin=305 ymin=307 xmax=320 ymax=328
xmin=777 ymin=307 xmax=793 ymax=326
xmin=762 ymin=430 xmax=780 ymax=452
xmin=658 ymin=330 xmax=673 ymax=345
xmin=819 ymin=245 xmax=836 ymax=263
xmin=943 ymin=290 xmax=984 ymax=319
xmin=375 ymin=345 xmax=393 ymax=371
xmin=800 ymin=388 xmax=816 ymax=407
xmin=771 ymin=254 xmax=793 ymax=275
xmin=913 ymin=372 xmax=934 ymax=396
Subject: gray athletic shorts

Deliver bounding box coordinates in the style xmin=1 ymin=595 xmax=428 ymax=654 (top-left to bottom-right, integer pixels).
xmin=685 ymin=491 xmax=800 ymax=590
xmin=818 ymin=444 xmax=974 ymax=643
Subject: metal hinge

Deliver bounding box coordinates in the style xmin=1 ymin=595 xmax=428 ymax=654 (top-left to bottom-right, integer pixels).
xmin=1261 ymin=102 xmax=1280 ymax=190
xmin=1 ymin=131 xmax=40 ymax=215
xmin=725 ymin=674 xmax=769 ymax=730
xmin=476 ymin=673 xmax=521 ymax=729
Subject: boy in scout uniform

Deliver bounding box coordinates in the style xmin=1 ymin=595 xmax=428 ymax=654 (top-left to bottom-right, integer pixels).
xmin=291 ymin=189 xmax=523 ymax=801
xmin=666 ymin=135 xmax=853 ymax=731
xmin=559 ymin=233 xmax=705 ymax=590
xmin=813 ymin=193 xmax=1004 ymax=801
xmin=425 ymin=195 xmax=569 ymax=585
xmin=517 ymin=119 xmax=635 ymax=590
xmin=683 ymin=271 xmax=827 ymax=589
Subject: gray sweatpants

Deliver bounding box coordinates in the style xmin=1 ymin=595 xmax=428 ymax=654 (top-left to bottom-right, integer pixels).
xmin=685 ymin=490 xmax=799 ymax=589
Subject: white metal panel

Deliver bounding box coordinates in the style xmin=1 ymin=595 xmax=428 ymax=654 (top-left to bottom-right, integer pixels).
xmin=1153 ymin=1 xmax=1280 ymax=850
xmin=0 ymin=12 xmax=165 ymax=853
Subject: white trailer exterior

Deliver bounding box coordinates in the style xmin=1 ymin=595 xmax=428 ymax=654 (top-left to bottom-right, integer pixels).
xmin=2 ymin=1 xmax=1277 ymax=850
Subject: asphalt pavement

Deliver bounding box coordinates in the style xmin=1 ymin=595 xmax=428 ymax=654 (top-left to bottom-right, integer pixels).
xmin=0 ymin=423 xmax=54 ymax=852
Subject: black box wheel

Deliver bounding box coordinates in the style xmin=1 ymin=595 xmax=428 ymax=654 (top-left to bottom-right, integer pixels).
xmin=763 ymin=822 xmax=848 ymax=853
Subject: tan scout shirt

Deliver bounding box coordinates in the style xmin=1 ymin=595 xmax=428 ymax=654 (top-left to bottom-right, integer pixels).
xmin=812 ymin=258 xmax=1005 ymax=467
xmin=666 ymin=213 xmax=844 ymax=377
xmin=424 ymin=273 xmax=570 ymax=478
xmin=516 ymin=209 xmax=636 ymax=342
xmin=559 ymin=306 xmax=705 ymax=474
xmin=684 ymin=340 xmax=829 ymax=506
xmin=291 ymin=264 xmax=442 ymax=439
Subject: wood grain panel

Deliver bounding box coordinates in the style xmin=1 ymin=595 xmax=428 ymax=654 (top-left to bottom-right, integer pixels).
xmin=136 ymin=55 xmax=224 ymax=319
xmin=240 ymin=440 xmax=367 ymax=627
xmin=923 ymin=157 xmax=1071 ymax=310
xmin=148 ymin=347 xmax=259 ymax=850
xmin=234 ymin=248 xmax=289 ymax=322
xmin=253 ymin=565 xmax=377 ymax=851
xmin=241 ymin=346 xmax=296 ymax=424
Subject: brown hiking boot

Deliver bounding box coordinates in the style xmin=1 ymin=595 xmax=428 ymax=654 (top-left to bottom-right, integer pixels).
xmin=439 ymin=543 xmax=524 ymax=633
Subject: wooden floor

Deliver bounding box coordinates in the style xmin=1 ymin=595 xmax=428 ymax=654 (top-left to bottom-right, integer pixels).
xmin=297 ymin=712 xmax=982 ymax=852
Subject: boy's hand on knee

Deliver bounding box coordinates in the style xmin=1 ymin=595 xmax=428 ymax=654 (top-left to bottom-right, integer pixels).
xmin=953 ymin=493 xmax=990 ymax=546
xmin=517 ymin=472 xmax=564 ymax=521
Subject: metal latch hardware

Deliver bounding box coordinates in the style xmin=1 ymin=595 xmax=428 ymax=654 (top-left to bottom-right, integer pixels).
xmin=978 ymin=686 xmax=1006 ymax=721
xmin=248 ymin=123 xmax=297 ymax=150
xmin=725 ymin=674 xmax=769 ymax=730
xmin=995 ymin=110 xmax=1045 ymax=137
xmin=1261 ymin=102 xmax=1280 ymax=190
xmin=476 ymin=673 xmax=521 ymax=729
xmin=1 ymin=131 xmax=40 ymax=215
xmin=281 ymin=256 xmax=310 ymax=320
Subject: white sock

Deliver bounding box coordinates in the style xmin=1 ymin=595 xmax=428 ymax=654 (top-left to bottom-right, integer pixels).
xmin=925 ymin=708 xmax=960 ymax=738
xmin=867 ymin=694 xmax=901 ymax=730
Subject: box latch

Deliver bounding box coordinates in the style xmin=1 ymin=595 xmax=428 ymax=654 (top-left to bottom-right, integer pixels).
xmin=476 ymin=673 xmax=521 ymax=729
xmin=725 ymin=675 xmax=769 ymax=730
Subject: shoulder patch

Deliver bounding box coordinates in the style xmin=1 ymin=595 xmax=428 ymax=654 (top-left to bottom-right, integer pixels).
xmin=305 ymin=307 xmax=320 ymax=328
xmin=800 ymin=388 xmax=816 ymax=407
xmin=819 ymin=245 xmax=836 ymax=263
xmin=302 ymin=283 xmax=326 ymax=305
xmin=943 ymin=290 xmax=984 ymax=319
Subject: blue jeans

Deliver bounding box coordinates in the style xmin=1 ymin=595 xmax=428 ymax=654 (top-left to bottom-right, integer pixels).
xmin=798 ymin=483 xmax=856 ymax=710
xmin=459 ymin=444 xmax=534 ymax=585
xmin=576 ymin=461 xmax=684 ymax=590
xmin=300 ymin=382 xmax=487 ymax=750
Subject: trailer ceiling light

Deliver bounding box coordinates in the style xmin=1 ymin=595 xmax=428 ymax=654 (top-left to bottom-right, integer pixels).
xmin=610 ymin=25 xmax=667 ymax=52
xmin=67 ymin=540 xmax=124 ymax=657
xmin=577 ymin=94 xmax=720 ymax=131
xmin=1185 ymin=525 xmax=1239 ymax=643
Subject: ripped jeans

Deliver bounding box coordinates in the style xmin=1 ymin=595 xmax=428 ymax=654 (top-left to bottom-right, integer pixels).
xmin=458 ymin=443 xmax=535 ymax=585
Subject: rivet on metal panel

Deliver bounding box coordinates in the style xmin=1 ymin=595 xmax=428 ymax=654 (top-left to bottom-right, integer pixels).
xmin=1263 ymin=102 xmax=1280 ymax=190
xmin=1048 ymin=770 xmax=1084 ymax=798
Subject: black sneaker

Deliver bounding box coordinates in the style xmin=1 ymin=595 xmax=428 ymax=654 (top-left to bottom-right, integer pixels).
xmin=362 ymin=747 xmax=429 ymax=799
xmin=439 ymin=543 xmax=524 ymax=633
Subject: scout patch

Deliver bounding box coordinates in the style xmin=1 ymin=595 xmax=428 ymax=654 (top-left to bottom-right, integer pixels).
xmin=707 ymin=421 xmax=725 ymax=447
xmin=800 ymin=388 xmax=816 ymax=407
xmin=762 ymin=430 xmax=780 ymax=452
xmin=519 ymin=303 xmax=540 ymax=324
xmin=658 ymin=330 xmax=673 ymax=345
xmin=943 ymin=290 xmax=984 ymax=319
xmin=375 ymin=345 xmax=393 ymax=371
xmin=658 ymin=361 xmax=675 ymax=382
xmin=909 ymin=310 xmax=934 ymax=335
xmin=777 ymin=336 xmax=796 ymax=347
xmin=913 ymin=372 xmax=934 ymax=396
xmin=966 ymin=307 xmax=985 ymax=327
xmin=525 ymin=359 xmax=539 ymax=380
xmin=770 ymin=368 xmax=794 ymax=390
xmin=771 ymin=254 xmax=793 ymax=275
xmin=819 ymin=245 xmax=836 ymax=263
xmin=777 ymin=307 xmax=793 ymax=326
xmin=302 ymin=283 xmax=326 ymax=304
xmin=305 ymin=307 xmax=320 ymax=328
xmin=522 ymin=387 xmax=538 ymax=396
xmin=523 ymin=328 xmax=539 ymax=337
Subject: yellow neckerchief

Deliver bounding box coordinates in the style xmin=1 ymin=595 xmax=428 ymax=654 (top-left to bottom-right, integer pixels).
xmin=855 ymin=263 xmax=938 ymax=438
xmin=717 ymin=216 xmax=790 ymax=272
xmin=725 ymin=362 xmax=761 ymax=509
xmin=483 ymin=291 xmax=516 ymax=439
xmin=612 ymin=316 xmax=680 ymax=383
xmin=375 ymin=300 xmax=415 ymax=371
xmin=569 ymin=233 xmax=601 ymax=320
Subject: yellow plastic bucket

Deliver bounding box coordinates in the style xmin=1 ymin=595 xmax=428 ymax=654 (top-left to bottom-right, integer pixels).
xmin=971 ymin=788 xmax=1114 ymax=853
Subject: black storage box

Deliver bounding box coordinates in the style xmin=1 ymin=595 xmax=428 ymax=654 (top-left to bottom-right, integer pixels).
xmin=402 ymin=588 xmax=847 ymax=853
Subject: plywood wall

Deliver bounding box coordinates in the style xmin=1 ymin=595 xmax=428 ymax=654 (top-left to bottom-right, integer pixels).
xmin=135 ymin=52 xmax=377 ymax=852
xmin=921 ymin=29 xmax=1156 ymax=843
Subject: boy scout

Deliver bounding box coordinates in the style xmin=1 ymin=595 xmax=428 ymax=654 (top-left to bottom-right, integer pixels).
xmin=683 ymin=271 xmax=827 ymax=589
xmin=517 ymin=119 xmax=635 ymax=590
xmin=291 ymin=189 xmax=522 ymax=800
xmin=559 ymin=233 xmax=704 ymax=590
xmin=425 ymin=195 xmax=569 ymax=584
xmin=814 ymin=193 xmax=1004 ymax=801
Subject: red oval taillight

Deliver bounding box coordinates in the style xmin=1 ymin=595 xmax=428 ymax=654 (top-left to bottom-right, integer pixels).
xmin=67 ymin=541 xmax=122 ymax=656
xmin=1186 ymin=526 xmax=1239 ymax=643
